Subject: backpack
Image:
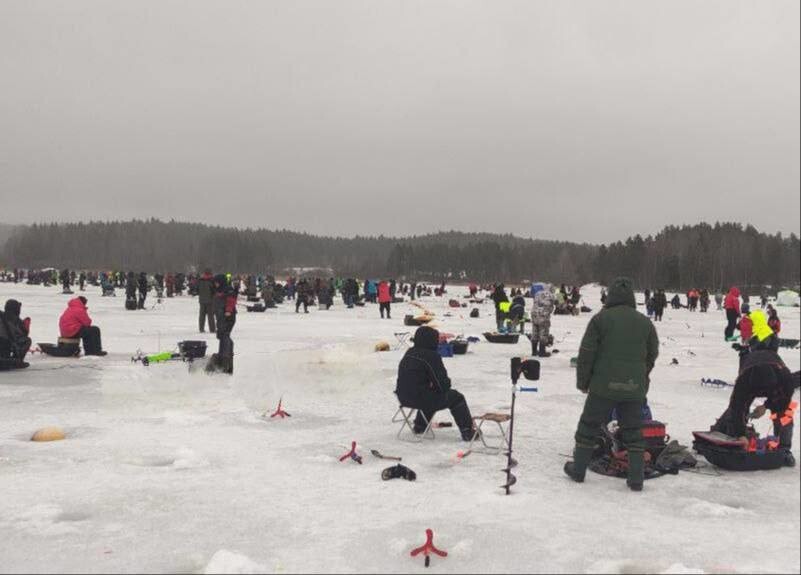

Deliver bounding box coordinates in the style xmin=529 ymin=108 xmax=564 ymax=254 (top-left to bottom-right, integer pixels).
xmin=589 ymin=421 xmax=693 ymax=480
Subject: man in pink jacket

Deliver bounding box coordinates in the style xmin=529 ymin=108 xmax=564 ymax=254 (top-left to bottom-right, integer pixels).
xmin=378 ymin=280 xmax=392 ymax=319
xmin=59 ymin=297 xmax=107 ymax=356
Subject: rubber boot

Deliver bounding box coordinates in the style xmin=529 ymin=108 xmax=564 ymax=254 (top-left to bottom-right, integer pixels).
xmin=564 ymin=446 xmax=593 ymax=483
xmin=538 ymin=342 xmax=551 ymax=358
xmin=626 ymin=448 xmax=645 ymax=491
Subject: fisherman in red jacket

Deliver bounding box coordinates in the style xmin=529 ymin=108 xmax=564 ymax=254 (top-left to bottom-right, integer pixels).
xmin=723 ymin=287 xmax=741 ymax=341
xmin=58 ymin=296 xmax=107 ymax=356
xmin=378 ymin=280 xmax=392 ymax=319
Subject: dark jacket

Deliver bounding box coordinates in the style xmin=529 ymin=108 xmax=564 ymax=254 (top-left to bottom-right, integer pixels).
xmin=713 ymin=351 xmax=799 ymax=438
xmin=0 ymin=299 xmax=29 ymax=354
xmin=212 ymin=274 xmax=237 ymax=318
xmin=508 ymin=295 xmax=526 ymax=321
xmin=395 ymin=326 xmax=451 ymax=406
xmin=125 ymin=273 xmax=137 ymax=298
xmin=577 ymin=277 xmax=660 ymax=401
xmin=653 ymin=291 xmax=667 ymax=311
xmin=197 ymin=273 xmax=215 ymax=305
xmin=491 ymin=285 xmax=509 ymax=309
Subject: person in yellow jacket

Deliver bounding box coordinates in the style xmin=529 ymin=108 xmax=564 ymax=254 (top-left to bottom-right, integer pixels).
xmin=747 ymin=309 xmax=779 ymax=352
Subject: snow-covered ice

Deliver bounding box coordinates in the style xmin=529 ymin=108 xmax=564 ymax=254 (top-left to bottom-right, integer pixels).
xmin=0 ymin=283 xmax=798 ymax=573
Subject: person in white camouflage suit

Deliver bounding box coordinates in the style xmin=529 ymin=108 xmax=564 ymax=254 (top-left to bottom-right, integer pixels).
xmin=530 ymin=284 xmax=556 ymax=357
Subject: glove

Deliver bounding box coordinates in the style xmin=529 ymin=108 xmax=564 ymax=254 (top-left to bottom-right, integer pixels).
xmin=749 ymin=405 xmax=767 ymax=420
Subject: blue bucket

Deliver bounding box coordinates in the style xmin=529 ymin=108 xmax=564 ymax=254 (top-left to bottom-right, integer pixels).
xmin=437 ymin=343 xmax=454 ymax=358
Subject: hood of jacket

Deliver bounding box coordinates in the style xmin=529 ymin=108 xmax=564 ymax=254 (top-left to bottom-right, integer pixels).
xmin=68 ymin=297 xmax=88 ymax=311
xmin=412 ymin=326 xmax=439 ymax=351
xmin=750 ymin=309 xmax=773 ymax=342
xmin=213 ymin=274 xmax=228 ymax=293
xmin=4 ymin=299 xmax=21 ymax=318
xmin=605 ymin=277 xmax=636 ymax=309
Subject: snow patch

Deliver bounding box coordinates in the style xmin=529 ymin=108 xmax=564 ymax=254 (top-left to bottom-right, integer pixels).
xmin=683 ymin=499 xmax=753 ymax=518
xmin=203 ymin=549 xmax=266 ymax=574
xmin=172 ymin=447 xmax=209 ymax=470
xmin=661 ymin=564 xmax=706 ymax=574
xmin=9 ymin=504 xmax=81 ymax=536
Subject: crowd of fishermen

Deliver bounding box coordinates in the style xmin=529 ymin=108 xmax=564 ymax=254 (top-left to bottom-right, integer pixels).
xmin=2 ymin=268 xmax=798 ymax=490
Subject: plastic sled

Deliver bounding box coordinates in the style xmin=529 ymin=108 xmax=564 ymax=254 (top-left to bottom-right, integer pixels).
xmin=38 ymin=342 xmax=81 ymax=357
xmin=483 ymin=332 xmax=520 ymax=344
xmin=692 ymin=431 xmax=785 ymax=471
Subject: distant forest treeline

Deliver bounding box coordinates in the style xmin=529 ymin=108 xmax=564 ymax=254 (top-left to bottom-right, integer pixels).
xmin=1 ymin=220 xmax=799 ymax=291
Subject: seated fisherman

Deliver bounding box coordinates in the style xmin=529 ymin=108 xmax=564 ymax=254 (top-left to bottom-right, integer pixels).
xmin=0 ymin=299 xmax=32 ymax=368
xmin=395 ymin=326 xmax=477 ymax=441
xmin=59 ymin=296 xmax=107 ymax=356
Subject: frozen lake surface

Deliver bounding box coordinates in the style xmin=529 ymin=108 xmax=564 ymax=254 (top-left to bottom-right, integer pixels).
xmin=0 ymin=282 xmax=798 ymax=574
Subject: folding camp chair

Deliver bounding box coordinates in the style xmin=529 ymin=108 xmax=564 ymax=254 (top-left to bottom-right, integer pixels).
xmin=393 ymin=332 xmax=411 ymax=351
xmin=468 ymin=412 xmax=511 ymax=453
xmin=393 ymin=405 xmax=435 ymax=442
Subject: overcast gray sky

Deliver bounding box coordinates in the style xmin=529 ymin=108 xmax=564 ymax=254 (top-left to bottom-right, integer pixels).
xmin=1 ymin=0 xmax=799 ymax=243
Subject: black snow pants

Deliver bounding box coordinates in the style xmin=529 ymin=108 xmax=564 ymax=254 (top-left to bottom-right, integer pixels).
xmin=725 ymin=309 xmax=739 ymax=339
xmin=400 ymin=389 xmax=473 ymax=436
xmin=199 ymin=303 xmax=216 ymax=333
xmin=78 ymin=326 xmax=104 ymax=355
xmin=215 ymin=315 xmax=236 ymax=374
xmin=573 ymin=393 xmax=645 ymax=484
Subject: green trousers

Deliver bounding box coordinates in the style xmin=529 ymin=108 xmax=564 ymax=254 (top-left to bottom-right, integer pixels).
xmin=573 ymin=393 xmax=645 ymax=483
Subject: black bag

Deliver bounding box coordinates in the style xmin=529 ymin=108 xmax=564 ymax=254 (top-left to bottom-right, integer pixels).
xmin=639 ymin=420 xmax=668 ymax=455
xmin=178 ymin=340 xmax=207 ymax=359
xmin=469 ymin=308 xmax=479 ymax=318
xmin=451 ymin=340 xmax=469 ymax=355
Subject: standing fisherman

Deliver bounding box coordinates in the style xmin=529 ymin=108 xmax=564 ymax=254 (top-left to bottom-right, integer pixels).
xmin=564 ymin=277 xmax=659 ymax=492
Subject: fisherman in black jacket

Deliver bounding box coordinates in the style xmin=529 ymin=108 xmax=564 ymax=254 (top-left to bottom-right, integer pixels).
xmin=395 ymin=326 xmax=476 ymax=440
xmin=0 ymin=299 xmax=32 ymax=368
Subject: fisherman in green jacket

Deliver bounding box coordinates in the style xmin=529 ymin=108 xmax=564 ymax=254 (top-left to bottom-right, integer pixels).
xmin=565 ymin=277 xmax=660 ymax=491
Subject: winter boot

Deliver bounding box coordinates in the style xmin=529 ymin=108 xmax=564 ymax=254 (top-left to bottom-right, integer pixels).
xmin=461 ymin=426 xmax=480 ymax=442
xmin=626 ymin=448 xmax=645 ymax=491
xmin=782 ymin=450 xmax=796 ymax=468
xmin=564 ymin=446 xmax=592 ymax=483
xmin=412 ymin=413 xmax=430 ymax=435
xmin=563 ymin=461 xmax=585 ymax=483
xmin=538 ymin=342 xmax=551 ymax=358
xmin=627 ymin=479 xmax=644 ymax=492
